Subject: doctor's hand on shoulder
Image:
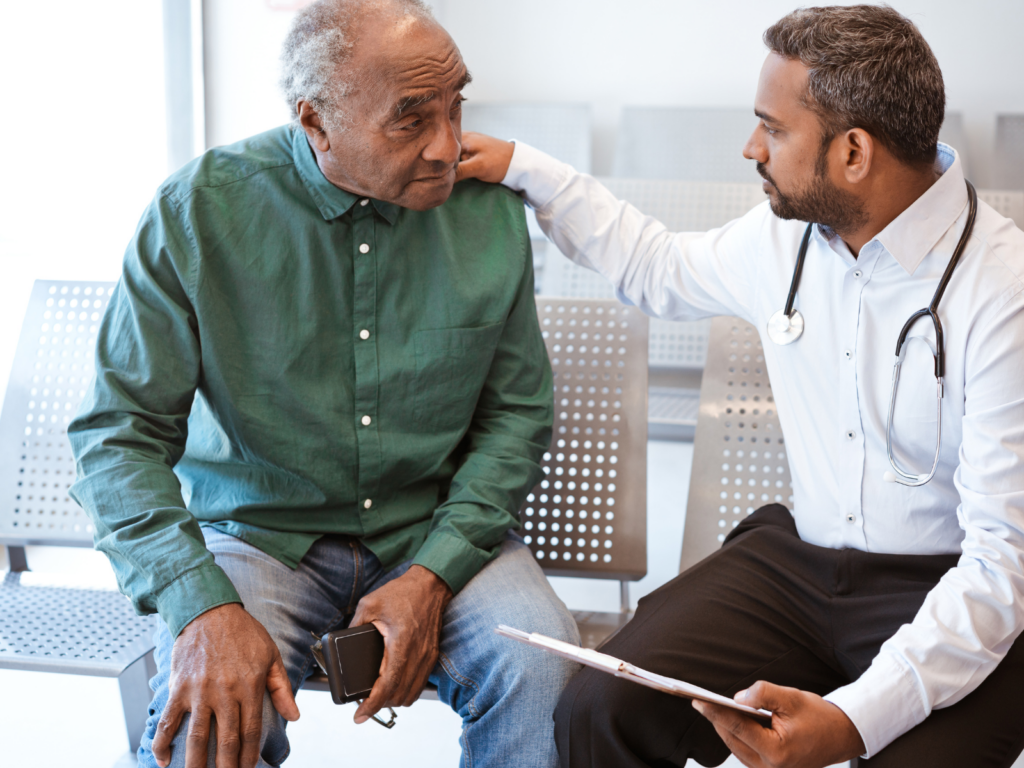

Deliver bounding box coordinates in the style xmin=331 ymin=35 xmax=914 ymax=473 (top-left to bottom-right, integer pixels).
xmin=693 ymin=681 xmax=865 ymax=768
xmin=457 ymin=132 xmax=515 ymax=184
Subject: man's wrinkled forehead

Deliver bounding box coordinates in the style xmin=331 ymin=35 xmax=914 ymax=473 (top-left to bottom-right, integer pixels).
xmin=392 ymin=63 xmax=471 ymax=117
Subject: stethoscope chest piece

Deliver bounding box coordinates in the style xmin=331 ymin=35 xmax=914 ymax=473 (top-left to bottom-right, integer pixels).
xmin=767 ymin=309 xmax=804 ymax=345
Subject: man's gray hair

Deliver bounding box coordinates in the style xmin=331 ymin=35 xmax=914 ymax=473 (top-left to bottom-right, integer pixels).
xmin=764 ymin=5 xmax=945 ymax=167
xmin=279 ymin=0 xmax=434 ymax=130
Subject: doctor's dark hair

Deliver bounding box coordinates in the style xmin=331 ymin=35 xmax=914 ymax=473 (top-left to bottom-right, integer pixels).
xmin=764 ymin=5 xmax=945 ymax=168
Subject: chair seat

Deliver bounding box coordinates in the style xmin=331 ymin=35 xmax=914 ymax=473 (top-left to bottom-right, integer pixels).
xmin=0 ymin=571 xmax=156 ymax=677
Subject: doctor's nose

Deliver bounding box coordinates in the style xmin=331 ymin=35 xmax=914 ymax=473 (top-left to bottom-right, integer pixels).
xmin=743 ymin=130 xmax=768 ymax=164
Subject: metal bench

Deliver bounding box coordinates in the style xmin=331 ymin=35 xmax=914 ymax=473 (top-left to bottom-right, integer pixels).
xmin=0 ymin=280 xmax=156 ymax=767
xmin=540 ymin=178 xmax=767 ymax=440
xmin=2 ymin=285 xmax=648 ymax=740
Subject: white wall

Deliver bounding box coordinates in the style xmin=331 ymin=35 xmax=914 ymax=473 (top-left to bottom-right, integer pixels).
xmin=203 ymin=0 xmax=1024 ymax=188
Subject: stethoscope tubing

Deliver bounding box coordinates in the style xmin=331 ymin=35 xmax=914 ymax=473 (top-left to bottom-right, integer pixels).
xmin=771 ymin=180 xmax=979 ymax=488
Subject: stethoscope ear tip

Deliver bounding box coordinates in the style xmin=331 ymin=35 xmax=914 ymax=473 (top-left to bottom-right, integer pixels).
xmin=883 ymin=471 xmax=898 ymax=483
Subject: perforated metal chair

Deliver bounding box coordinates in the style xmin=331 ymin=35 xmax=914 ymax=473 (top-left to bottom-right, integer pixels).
xmin=678 ymin=316 xmax=793 ymax=574
xmin=614 ymin=107 xmax=760 ymax=184
xmin=994 ymin=115 xmax=1024 ymax=193
xmin=0 ymin=279 xmax=157 ymax=765
xmin=540 ymin=178 xmax=767 ymax=440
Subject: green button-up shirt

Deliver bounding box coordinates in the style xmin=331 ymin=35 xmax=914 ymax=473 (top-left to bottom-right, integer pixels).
xmin=69 ymin=125 xmax=552 ymax=638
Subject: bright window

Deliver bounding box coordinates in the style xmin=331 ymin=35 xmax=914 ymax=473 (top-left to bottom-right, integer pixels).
xmin=0 ymin=1 xmax=168 ymax=393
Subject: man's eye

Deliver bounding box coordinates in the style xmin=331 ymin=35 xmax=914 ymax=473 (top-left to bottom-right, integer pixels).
xmin=762 ymin=123 xmax=778 ymax=136
xmin=403 ymin=119 xmax=423 ymax=131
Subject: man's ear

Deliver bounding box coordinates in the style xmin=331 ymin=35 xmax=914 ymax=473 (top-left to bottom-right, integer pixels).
xmin=297 ymin=101 xmax=331 ymax=152
xmin=839 ymin=127 xmax=874 ymax=184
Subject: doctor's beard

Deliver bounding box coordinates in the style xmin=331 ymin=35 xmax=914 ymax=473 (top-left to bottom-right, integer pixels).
xmin=757 ymin=160 xmax=868 ymax=236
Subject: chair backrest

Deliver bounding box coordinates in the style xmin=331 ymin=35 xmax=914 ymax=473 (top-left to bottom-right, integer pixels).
xmin=994 ymin=115 xmax=1024 ymax=192
xmin=679 ymin=316 xmax=793 ymax=574
xmin=0 ymin=280 xmax=117 ymax=547
xmin=540 ymin=178 xmax=767 ymax=371
xmin=462 ymin=102 xmax=592 ymax=173
xmin=978 ymin=189 xmax=1024 ymax=230
xmin=614 ymin=107 xmax=760 ymax=184
xmin=939 ymin=111 xmax=969 ymax=178
xmin=521 ymin=298 xmax=648 ymax=581
xmin=0 ymin=283 xmax=648 ymax=580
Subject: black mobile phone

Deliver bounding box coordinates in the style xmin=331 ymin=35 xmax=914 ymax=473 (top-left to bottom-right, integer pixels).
xmin=320 ymin=624 xmax=385 ymax=705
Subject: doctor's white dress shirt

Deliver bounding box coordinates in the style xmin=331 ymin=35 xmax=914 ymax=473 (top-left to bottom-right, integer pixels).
xmin=502 ymin=141 xmax=1024 ymax=756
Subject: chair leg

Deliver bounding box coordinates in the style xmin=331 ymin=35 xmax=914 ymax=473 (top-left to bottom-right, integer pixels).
xmin=6 ymin=545 xmax=28 ymax=572
xmin=118 ymin=649 xmax=157 ymax=757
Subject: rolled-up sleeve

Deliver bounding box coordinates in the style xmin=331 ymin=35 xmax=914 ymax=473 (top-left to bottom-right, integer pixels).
xmin=69 ymin=193 xmax=241 ymax=638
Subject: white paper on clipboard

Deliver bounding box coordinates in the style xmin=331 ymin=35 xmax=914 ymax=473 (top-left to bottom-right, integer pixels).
xmin=495 ymin=625 xmax=773 ymax=723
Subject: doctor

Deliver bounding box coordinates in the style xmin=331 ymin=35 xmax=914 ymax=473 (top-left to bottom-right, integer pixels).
xmin=458 ymin=5 xmax=1024 ymax=768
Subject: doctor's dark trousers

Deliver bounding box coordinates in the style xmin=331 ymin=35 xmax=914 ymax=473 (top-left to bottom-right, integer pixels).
xmin=554 ymin=505 xmax=1024 ymax=768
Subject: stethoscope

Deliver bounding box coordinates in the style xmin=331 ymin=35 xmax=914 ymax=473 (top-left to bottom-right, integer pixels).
xmin=766 ymin=181 xmax=978 ymax=487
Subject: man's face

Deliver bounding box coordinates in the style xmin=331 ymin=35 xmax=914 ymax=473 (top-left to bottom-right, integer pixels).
xmin=309 ymin=14 xmax=470 ymax=211
xmin=744 ymin=53 xmax=866 ymax=233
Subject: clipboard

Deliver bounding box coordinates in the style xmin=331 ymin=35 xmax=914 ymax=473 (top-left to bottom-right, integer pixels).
xmin=495 ymin=625 xmax=773 ymax=723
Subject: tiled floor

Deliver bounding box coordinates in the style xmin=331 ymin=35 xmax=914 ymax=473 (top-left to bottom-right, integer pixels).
xmin=1 ymin=441 xmax=1019 ymax=766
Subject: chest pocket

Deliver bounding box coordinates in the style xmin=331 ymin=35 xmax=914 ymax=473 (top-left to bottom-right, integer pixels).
xmin=414 ymin=323 xmax=505 ymax=434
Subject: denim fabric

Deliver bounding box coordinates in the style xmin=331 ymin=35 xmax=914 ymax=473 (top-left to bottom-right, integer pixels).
xmin=139 ymin=528 xmax=580 ymax=767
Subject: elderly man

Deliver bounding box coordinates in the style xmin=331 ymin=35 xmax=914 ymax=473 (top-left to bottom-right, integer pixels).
xmin=68 ymin=1 xmax=578 ymax=767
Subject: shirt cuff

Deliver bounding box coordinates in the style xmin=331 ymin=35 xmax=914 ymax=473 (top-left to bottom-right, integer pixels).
xmin=824 ymin=652 xmax=930 ymax=758
xmin=412 ymin=530 xmax=498 ymax=595
xmin=154 ymin=562 xmax=242 ymax=639
xmin=501 ymin=140 xmax=575 ymax=210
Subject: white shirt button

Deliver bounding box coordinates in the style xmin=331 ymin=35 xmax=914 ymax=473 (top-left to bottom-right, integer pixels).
xmin=361 ymin=415 xmax=372 ymax=426
xmin=846 ymin=430 xmax=857 ymax=440
xmin=359 ymin=329 xmax=370 ymax=340
xmin=846 ymin=513 xmax=856 ymax=524
xmin=844 ymin=350 xmax=852 ymax=360
xmin=363 ymin=499 xmax=372 ymax=509
xmin=853 ymin=270 xmax=863 ymax=279
xmin=360 ymin=199 xmax=370 ymax=207
xmin=359 ymin=243 xmax=370 ymax=254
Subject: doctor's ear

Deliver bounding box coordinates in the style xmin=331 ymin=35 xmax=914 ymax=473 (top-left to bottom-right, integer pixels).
xmin=837 ymin=127 xmax=874 ymax=184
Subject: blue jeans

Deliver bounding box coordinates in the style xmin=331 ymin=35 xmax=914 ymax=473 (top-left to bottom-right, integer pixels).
xmin=138 ymin=529 xmax=580 ymax=767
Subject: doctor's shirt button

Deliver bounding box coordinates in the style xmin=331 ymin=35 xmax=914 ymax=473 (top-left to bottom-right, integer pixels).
xmin=363 ymin=499 xmax=372 ymax=509
xmin=846 ymin=513 xmax=856 ymax=524
xmin=844 ymin=350 xmax=852 ymax=360
xmin=846 ymin=430 xmax=856 ymax=440
xmin=853 ymin=270 xmax=863 ymax=279
xmin=359 ymin=243 xmax=370 ymax=254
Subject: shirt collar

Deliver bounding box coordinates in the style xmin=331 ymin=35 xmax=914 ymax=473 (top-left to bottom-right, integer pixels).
xmin=873 ymin=142 xmax=968 ymax=275
xmin=291 ymin=126 xmax=400 ymax=225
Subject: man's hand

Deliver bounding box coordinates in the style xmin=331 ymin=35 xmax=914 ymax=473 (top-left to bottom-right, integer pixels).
xmin=152 ymin=603 xmax=299 ymax=768
xmin=456 ymin=132 xmax=516 ymax=184
xmin=692 ymin=681 xmax=865 ymax=768
xmin=350 ymin=565 xmax=453 ymax=724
